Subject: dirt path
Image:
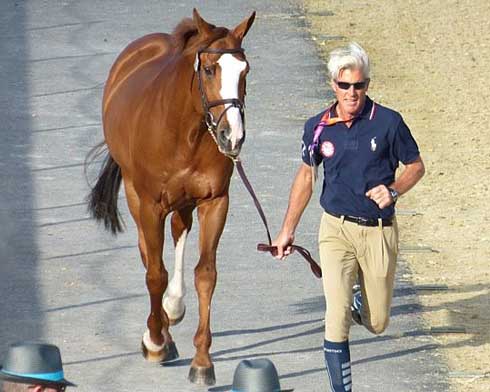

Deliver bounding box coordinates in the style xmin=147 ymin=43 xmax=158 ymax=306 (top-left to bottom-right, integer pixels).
xmin=303 ymin=1 xmax=490 ymax=390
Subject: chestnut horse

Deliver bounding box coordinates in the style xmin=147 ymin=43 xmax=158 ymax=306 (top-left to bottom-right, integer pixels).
xmin=87 ymin=9 xmax=255 ymax=386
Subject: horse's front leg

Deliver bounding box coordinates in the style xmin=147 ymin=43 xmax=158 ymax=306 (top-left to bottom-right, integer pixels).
xmin=139 ymin=198 xmax=178 ymax=363
xmin=163 ymin=206 xmax=194 ymax=326
xmin=188 ymin=195 xmax=229 ymax=386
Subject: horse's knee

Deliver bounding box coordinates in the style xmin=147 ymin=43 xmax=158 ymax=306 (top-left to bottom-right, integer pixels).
xmin=195 ymin=272 xmax=217 ymax=295
xmin=146 ymin=268 xmax=168 ymax=293
xmin=194 ymin=262 xmax=217 ymax=281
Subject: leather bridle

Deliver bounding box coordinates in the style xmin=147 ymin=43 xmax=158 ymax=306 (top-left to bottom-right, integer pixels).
xmin=194 ymin=45 xmax=322 ymax=279
xmin=195 ymin=47 xmax=246 ymax=144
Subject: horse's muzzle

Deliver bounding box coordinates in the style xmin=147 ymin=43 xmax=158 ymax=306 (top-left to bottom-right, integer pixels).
xmin=217 ymin=127 xmax=245 ymax=157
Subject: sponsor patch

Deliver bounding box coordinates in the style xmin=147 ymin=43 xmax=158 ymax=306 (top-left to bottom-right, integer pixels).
xmin=320 ymin=141 xmax=335 ymax=158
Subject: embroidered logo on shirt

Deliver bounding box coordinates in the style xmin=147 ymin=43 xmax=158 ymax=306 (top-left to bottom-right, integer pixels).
xmin=321 ymin=141 xmax=335 ymax=158
xmin=370 ymin=137 xmax=377 ymax=152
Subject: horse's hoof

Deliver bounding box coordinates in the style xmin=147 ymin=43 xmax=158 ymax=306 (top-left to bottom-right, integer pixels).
xmin=161 ymin=341 xmax=179 ymax=362
xmin=168 ymin=306 xmax=186 ymax=326
xmin=141 ymin=340 xmax=179 ymax=363
xmin=188 ymin=365 xmax=216 ymax=386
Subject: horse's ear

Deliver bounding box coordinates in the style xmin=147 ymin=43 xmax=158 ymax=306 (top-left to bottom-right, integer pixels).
xmin=231 ymin=11 xmax=256 ymax=41
xmin=193 ymin=8 xmax=213 ymax=37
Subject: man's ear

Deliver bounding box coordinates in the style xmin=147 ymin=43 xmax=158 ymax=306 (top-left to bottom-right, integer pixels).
xmin=30 ymin=386 xmax=44 ymax=392
xmin=192 ymin=8 xmax=213 ymax=37
xmin=231 ymin=11 xmax=256 ymax=41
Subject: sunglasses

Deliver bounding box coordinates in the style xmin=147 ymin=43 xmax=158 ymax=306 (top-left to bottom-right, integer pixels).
xmin=335 ymin=80 xmax=369 ymax=90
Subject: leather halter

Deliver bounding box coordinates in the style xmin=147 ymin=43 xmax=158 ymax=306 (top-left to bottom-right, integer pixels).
xmin=195 ymin=46 xmax=246 ymax=147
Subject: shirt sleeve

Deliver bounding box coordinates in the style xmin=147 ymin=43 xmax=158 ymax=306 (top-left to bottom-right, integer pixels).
xmin=301 ymin=117 xmax=323 ymax=166
xmin=392 ymin=116 xmax=420 ymax=164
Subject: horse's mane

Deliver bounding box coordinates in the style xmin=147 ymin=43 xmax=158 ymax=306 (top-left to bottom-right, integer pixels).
xmin=172 ymin=18 xmax=198 ymax=51
xmin=172 ymin=18 xmax=229 ymax=53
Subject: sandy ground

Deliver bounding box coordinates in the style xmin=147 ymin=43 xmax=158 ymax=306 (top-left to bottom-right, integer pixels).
xmin=303 ymin=0 xmax=490 ymax=390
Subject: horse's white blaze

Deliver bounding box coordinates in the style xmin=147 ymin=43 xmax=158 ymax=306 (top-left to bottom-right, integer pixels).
xmin=163 ymin=230 xmax=187 ymax=320
xmin=143 ymin=329 xmax=165 ymax=352
xmin=218 ymin=53 xmax=247 ymax=149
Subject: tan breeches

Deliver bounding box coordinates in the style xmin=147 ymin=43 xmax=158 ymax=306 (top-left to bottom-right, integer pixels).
xmin=319 ymin=212 xmax=399 ymax=342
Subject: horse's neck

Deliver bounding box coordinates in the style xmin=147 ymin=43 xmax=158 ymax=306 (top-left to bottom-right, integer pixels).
xmin=156 ymin=53 xmax=197 ymax=112
xmin=156 ymin=54 xmax=204 ymax=144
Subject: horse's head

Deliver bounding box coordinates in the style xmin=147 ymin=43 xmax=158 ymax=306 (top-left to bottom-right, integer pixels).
xmin=192 ymin=9 xmax=255 ymax=158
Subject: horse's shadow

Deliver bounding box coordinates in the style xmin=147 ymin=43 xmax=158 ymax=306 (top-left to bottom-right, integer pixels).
xmin=163 ymin=286 xmax=438 ymax=370
xmin=163 ymin=317 xmax=325 ymax=368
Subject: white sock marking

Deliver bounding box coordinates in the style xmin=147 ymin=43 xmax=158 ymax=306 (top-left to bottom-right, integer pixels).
xmin=143 ymin=329 xmax=164 ymax=352
xmin=163 ymin=230 xmax=187 ymax=319
xmin=217 ymin=53 xmax=246 ymax=149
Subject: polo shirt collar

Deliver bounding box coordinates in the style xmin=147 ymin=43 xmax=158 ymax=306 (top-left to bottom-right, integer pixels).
xmin=325 ymin=96 xmax=376 ymax=123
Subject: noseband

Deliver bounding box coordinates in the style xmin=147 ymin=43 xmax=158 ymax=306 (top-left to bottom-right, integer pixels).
xmin=195 ymin=47 xmax=246 ymax=142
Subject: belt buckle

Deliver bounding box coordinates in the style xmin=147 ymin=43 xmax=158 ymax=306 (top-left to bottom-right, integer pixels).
xmin=356 ymin=216 xmax=369 ymax=226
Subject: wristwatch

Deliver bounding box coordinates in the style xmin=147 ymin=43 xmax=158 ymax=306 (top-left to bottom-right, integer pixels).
xmin=388 ymin=187 xmax=399 ymax=204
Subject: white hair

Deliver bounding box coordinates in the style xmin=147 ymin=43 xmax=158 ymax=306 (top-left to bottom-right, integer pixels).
xmin=327 ymin=42 xmax=370 ymax=81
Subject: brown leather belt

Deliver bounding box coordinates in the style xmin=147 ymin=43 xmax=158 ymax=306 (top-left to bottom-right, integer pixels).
xmin=326 ymin=211 xmax=393 ymax=227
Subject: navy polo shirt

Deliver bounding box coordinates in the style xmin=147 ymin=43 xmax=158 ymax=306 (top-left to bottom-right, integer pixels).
xmin=301 ymin=96 xmax=420 ymax=219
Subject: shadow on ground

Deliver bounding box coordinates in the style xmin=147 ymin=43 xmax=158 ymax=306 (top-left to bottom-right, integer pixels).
xmin=0 ymin=1 xmax=43 ymax=353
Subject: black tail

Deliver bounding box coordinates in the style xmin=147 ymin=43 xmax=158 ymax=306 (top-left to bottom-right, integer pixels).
xmin=86 ymin=143 xmax=124 ymax=235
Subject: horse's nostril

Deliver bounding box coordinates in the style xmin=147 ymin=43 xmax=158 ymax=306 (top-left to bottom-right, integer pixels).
xmin=219 ymin=132 xmax=228 ymax=144
xmin=219 ymin=128 xmax=232 ymax=142
xmin=223 ymin=128 xmax=232 ymax=138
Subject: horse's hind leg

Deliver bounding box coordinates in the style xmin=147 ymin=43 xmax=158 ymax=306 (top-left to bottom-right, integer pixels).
xmin=138 ymin=196 xmax=178 ymax=363
xmin=189 ymin=195 xmax=229 ymax=386
xmin=163 ymin=206 xmax=194 ymax=326
xmin=123 ymin=178 xmax=148 ymax=268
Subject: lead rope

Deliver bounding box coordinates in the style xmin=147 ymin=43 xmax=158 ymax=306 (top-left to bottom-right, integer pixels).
xmin=232 ymin=157 xmax=322 ymax=279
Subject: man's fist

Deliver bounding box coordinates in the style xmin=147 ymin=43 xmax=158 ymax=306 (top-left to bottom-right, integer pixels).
xmin=366 ymin=185 xmax=394 ymax=209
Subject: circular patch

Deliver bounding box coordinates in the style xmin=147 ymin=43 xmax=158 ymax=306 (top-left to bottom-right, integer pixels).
xmin=320 ymin=141 xmax=335 ymax=158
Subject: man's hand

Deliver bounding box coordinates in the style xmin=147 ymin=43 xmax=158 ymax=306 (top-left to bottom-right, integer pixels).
xmin=271 ymin=163 xmax=313 ymax=260
xmin=366 ymin=157 xmax=425 ymax=209
xmin=366 ymin=185 xmax=394 ymax=209
xmin=272 ymin=231 xmax=295 ymax=260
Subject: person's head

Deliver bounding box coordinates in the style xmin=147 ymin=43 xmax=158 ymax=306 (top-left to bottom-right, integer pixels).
xmin=327 ymin=42 xmax=370 ymax=118
xmin=1 ymin=380 xmax=65 ymax=392
xmin=0 ymin=343 xmax=74 ymax=392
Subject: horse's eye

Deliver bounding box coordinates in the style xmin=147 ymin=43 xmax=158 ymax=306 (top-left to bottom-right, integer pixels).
xmin=203 ymin=66 xmax=215 ymax=77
